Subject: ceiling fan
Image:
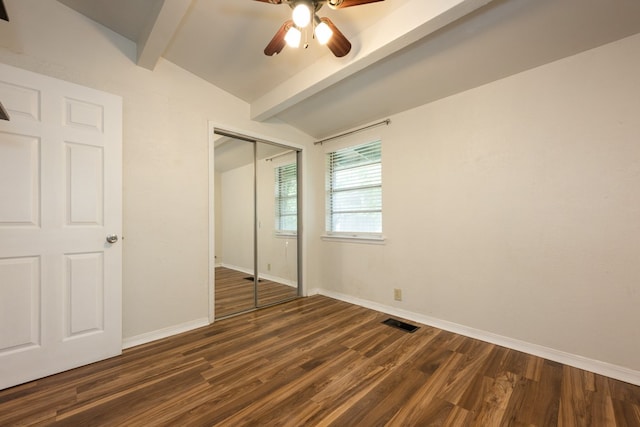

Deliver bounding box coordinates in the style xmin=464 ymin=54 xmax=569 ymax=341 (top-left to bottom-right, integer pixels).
xmin=0 ymin=0 xmax=8 ymax=22
xmin=255 ymin=0 xmax=384 ymax=57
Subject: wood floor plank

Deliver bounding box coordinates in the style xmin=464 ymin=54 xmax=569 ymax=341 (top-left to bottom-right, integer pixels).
xmin=436 ymin=341 xmax=495 ymax=405
xmin=55 ymin=360 xmax=211 ymax=425
xmin=612 ymin=399 xmax=640 ymax=427
xmin=1 ymin=295 xmax=640 ymax=426
xmin=444 ymin=405 xmax=473 ymax=426
xmin=560 ymin=365 xmax=595 ymax=427
xmin=328 ymin=364 xmax=429 ymax=426
xmin=0 ymin=384 xmax=76 ymax=426
xmin=306 ymin=353 xmax=388 ymax=423
xmin=515 ymin=359 xmax=563 ymax=426
xmin=221 ymin=344 xmax=361 ymax=426
xmin=385 ymin=351 xmax=465 ymax=425
xmin=500 ymin=374 xmax=535 ymax=426
xmin=471 ymin=371 xmax=520 ymax=426
xmin=525 ymin=354 xmax=545 ymax=381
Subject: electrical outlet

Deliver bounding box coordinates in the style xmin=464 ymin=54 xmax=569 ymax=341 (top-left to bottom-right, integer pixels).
xmin=394 ymin=288 xmax=402 ymax=301
xmin=267 ymin=263 xmax=271 ymax=271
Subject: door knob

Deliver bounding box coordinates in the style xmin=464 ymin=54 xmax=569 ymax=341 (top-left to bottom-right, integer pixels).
xmin=106 ymin=234 xmax=118 ymax=244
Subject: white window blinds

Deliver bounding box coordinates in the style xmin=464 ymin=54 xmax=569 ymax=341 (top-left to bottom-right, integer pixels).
xmin=275 ymin=162 xmax=297 ymax=233
xmin=326 ymin=140 xmax=382 ymax=235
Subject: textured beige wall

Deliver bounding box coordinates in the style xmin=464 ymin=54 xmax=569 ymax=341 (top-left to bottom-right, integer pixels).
xmin=0 ymin=0 xmax=312 ymax=340
xmin=312 ymin=33 xmax=640 ymax=372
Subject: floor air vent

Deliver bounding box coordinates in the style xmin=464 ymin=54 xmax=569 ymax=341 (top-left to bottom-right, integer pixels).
xmin=243 ymin=276 xmax=262 ymax=282
xmin=382 ymin=318 xmax=420 ymax=333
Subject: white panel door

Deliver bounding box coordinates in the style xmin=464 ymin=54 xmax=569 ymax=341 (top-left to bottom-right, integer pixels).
xmin=0 ymin=63 xmax=122 ymax=390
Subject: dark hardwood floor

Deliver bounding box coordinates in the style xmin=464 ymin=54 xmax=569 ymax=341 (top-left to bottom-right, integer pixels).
xmin=215 ymin=266 xmax=298 ymax=318
xmin=1 ymin=295 xmax=639 ymax=426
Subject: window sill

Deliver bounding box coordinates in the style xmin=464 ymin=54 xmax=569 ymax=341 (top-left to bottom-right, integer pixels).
xmin=275 ymin=232 xmax=297 ymax=239
xmin=321 ymin=234 xmax=386 ymax=245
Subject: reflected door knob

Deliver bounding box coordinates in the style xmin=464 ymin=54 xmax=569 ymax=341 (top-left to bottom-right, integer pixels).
xmin=106 ymin=234 xmax=118 ymax=244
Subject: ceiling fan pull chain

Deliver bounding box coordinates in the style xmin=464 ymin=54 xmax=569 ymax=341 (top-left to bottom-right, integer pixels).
xmin=304 ymin=26 xmax=310 ymax=49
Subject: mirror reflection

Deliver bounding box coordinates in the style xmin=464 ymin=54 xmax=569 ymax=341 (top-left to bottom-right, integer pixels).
xmin=214 ymin=136 xmax=256 ymax=318
xmin=214 ymin=134 xmax=299 ymax=319
xmin=256 ymin=142 xmax=298 ymax=307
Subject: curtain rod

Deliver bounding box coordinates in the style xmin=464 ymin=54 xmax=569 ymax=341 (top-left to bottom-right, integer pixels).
xmin=265 ymin=150 xmax=295 ymax=162
xmin=314 ymin=119 xmax=391 ymax=145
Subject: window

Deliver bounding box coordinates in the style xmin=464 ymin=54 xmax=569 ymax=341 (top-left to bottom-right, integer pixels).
xmin=326 ymin=140 xmax=382 ymax=237
xmin=275 ymin=162 xmax=297 ymax=234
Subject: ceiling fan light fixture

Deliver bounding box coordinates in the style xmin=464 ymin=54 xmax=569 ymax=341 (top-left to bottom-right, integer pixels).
xmin=259 ymin=0 xmax=370 ymax=58
xmin=314 ymin=16 xmax=333 ymax=44
xmin=292 ymin=2 xmax=312 ymax=28
xmin=284 ymin=25 xmax=302 ymax=48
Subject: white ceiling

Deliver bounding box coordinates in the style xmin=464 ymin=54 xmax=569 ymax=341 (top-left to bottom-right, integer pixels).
xmin=57 ymin=0 xmax=640 ymax=139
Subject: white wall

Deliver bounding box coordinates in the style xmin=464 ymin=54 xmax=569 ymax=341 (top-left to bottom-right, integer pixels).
xmin=219 ymin=162 xmax=254 ymax=272
xmin=312 ymin=33 xmax=640 ymax=375
xmin=0 ymin=0 xmax=313 ymax=340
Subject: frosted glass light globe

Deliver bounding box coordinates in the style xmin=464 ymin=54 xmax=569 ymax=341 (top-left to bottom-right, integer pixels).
xmin=285 ymin=26 xmax=302 ymax=48
xmin=315 ymin=21 xmax=333 ymax=44
xmin=292 ymin=3 xmax=312 ymax=28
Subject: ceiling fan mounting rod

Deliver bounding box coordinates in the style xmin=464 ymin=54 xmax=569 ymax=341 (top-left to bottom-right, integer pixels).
xmin=281 ymin=0 xmax=345 ymax=11
xmin=285 ymin=0 xmax=324 ymax=12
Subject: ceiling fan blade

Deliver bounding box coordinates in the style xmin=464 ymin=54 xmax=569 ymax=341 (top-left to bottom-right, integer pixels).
xmin=254 ymin=0 xmax=283 ymax=3
xmin=331 ymin=0 xmax=384 ymax=8
xmin=0 ymin=0 xmax=9 ymax=21
xmin=321 ymin=17 xmax=351 ymax=57
xmin=264 ymin=20 xmax=293 ymax=56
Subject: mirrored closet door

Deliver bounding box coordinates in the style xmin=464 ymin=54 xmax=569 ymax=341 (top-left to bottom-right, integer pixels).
xmin=213 ymin=135 xmax=256 ymax=317
xmin=213 ymin=131 xmax=300 ymax=319
xmin=256 ymin=141 xmax=299 ymax=307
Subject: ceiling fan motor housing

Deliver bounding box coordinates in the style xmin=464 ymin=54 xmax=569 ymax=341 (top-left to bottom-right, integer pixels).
xmin=286 ymin=0 xmax=325 ymax=12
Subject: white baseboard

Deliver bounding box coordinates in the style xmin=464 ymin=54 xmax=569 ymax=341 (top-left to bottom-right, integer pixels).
xmin=258 ymin=271 xmax=297 ymax=288
xmin=122 ymin=318 xmax=210 ymax=350
xmin=311 ymin=288 xmax=640 ymax=387
xmin=220 ymin=263 xmax=253 ymax=276
xmin=221 ymin=263 xmax=296 ymax=287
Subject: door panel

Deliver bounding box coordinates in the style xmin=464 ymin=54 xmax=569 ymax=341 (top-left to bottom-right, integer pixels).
xmin=0 ymin=80 xmax=40 ymax=121
xmin=66 ymin=142 xmax=104 ymax=225
xmin=64 ymin=97 xmax=105 ymax=132
xmin=0 ymin=63 xmax=122 ymax=390
xmin=0 ymin=133 xmax=39 ymax=225
xmin=214 ymin=135 xmax=256 ymax=318
xmin=0 ymin=256 xmax=40 ymax=351
xmin=65 ymin=252 xmax=104 ymax=337
xmin=256 ymin=142 xmax=299 ymax=308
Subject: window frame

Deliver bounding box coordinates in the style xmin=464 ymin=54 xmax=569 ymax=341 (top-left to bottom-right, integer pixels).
xmin=325 ymin=139 xmax=383 ymax=241
xmin=274 ymin=161 xmax=297 ymax=237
